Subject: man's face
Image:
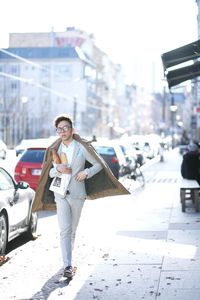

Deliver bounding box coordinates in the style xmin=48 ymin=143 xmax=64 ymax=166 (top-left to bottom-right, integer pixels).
xmin=56 ymin=120 xmax=73 ymax=142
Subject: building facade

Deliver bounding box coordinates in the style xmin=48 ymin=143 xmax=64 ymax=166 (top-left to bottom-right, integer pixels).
xmin=0 ymin=46 xmax=95 ymax=145
xmin=0 ymin=27 xmax=163 ymax=146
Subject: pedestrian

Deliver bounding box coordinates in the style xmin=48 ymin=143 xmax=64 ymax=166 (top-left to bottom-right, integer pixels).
xmin=181 ymin=142 xmax=200 ymax=184
xmin=180 ymin=129 xmax=189 ymax=146
xmin=32 ymin=114 xmax=130 ymax=278
xmin=49 ymin=114 xmax=103 ymax=278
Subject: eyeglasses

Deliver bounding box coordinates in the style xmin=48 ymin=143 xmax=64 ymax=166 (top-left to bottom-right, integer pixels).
xmin=56 ymin=125 xmax=72 ymax=134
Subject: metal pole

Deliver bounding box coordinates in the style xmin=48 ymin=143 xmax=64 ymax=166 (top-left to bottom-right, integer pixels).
xmin=162 ymin=86 xmax=166 ymax=124
xmin=170 ymin=93 xmax=177 ymax=148
xmin=73 ymin=97 xmax=77 ymax=127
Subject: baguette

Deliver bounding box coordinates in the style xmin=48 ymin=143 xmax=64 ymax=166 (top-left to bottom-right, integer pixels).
xmin=52 ymin=148 xmax=61 ymax=164
xmin=60 ymin=152 xmax=68 ymax=164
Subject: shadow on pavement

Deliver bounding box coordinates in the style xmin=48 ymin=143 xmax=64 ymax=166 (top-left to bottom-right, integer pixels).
xmin=6 ymin=234 xmax=37 ymax=254
xmin=31 ymin=269 xmax=73 ymax=299
xmin=5 ymin=211 xmax=56 ymax=255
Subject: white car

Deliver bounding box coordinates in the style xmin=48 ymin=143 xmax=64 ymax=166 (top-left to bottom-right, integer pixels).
xmin=0 ymin=167 xmax=37 ymax=254
xmin=0 ymin=140 xmax=7 ymax=160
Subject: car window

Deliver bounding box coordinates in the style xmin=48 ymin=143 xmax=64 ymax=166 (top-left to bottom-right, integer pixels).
xmin=94 ymin=146 xmax=116 ymax=155
xmin=20 ymin=149 xmax=45 ymax=163
xmin=0 ymin=169 xmax=14 ymax=190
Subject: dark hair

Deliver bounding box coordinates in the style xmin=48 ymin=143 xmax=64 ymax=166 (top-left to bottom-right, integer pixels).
xmin=53 ymin=114 xmax=73 ymax=128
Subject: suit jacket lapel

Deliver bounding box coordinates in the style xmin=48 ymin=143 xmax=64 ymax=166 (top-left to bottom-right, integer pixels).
xmin=71 ymin=141 xmax=81 ymax=168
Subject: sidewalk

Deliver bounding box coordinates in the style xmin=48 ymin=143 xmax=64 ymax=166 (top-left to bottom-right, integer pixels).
xmin=46 ymin=148 xmax=200 ymax=299
xmin=1 ymin=148 xmax=200 ymax=299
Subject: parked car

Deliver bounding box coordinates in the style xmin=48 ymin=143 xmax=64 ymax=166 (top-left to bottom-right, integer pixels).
xmin=15 ymin=138 xmax=56 ymax=156
xmin=119 ymin=143 xmax=145 ymax=166
xmin=0 ymin=167 xmax=37 ymax=254
xmin=15 ymin=139 xmax=36 ymax=156
xmin=14 ymin=147 xmax=46 ymax=191
xmin=0 ymin=139 xmax=7 ymax=160
xmin=92 ymin=141 xmax=126 ymax=179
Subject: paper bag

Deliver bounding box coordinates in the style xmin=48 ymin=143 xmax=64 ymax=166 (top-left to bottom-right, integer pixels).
xmin=49 ymin=174 xmax=71 ymax=197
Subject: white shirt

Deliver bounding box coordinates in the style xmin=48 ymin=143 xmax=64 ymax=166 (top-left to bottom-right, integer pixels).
xmin=58 ymin=140 xmax=75 ymax=166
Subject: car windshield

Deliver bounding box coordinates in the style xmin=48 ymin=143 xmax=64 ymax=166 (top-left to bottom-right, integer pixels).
xmin=20 ymin=149 xmax=45 ymax=163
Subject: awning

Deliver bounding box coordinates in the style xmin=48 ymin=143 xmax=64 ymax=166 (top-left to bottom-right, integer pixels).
xmin=166 ymin=61 xmax=200 ymax=89
xmin=161 ymin=39 xmax=200 ymax=70
xmin=161 ymin=39 xmax=200 ymax=88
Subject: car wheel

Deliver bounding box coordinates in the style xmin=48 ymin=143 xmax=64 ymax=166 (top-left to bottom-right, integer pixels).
xmin=25 ymin=212 xmax=38 ymax=239
xmin=0 ymin=213 xmax=8 ymax=254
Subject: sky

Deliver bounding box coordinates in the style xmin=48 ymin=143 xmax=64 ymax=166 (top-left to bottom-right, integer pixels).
xmin=0 ymin=0 xmax=198 ymax=92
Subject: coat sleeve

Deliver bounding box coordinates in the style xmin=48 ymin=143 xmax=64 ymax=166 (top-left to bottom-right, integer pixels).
xmin=81 ymin=145 xmax=103 ymax=178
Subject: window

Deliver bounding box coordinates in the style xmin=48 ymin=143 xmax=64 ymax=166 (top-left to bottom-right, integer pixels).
xmin=0 ymin=169 xmax=14 ymax=190
xmin=20 ymin=149 xmax=45 ymax=163
xmin=94 ymin=146 xmax=115 ymax=156
xmin=11 ymin=81 xmax=17 ymax=90
xmin=54 ymin=64 xmax=72 ymax=79
xmin=10 ymin=64 xmax=18 ymax=74
xmin=0 ymin=64 xmax=4 ymax=72
xmin=40 ymin=65 xmax=49 ymax=79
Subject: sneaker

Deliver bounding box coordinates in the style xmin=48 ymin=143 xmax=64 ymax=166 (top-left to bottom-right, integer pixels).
xmin=63 ymin=266 xmax=73 ymax=278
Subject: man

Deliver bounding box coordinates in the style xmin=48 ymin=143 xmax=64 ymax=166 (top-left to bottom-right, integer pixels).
xmin=50 ymin=114 xmax=103 ymax=277
xmin=32 ymin=114 xmax=130 ymax=278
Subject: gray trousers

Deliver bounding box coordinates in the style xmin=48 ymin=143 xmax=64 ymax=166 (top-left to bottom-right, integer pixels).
xmin=56 ymin=195 xmax=85 ymax=267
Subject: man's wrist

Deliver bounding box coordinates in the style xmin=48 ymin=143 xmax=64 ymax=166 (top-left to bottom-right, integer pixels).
xmin=84 ymin=169 xmax=89 ymax=178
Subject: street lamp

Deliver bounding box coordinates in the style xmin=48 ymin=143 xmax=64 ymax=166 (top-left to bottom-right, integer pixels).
xmin=107 ymin=122 xmax=114 ymax=139
xmin=170 ymin=104 xmax=178 ymax=112
xmin=21 ymin=96 xmax=28 ymax=139
xmin=73 ymin=96 xmax=77 ymax=127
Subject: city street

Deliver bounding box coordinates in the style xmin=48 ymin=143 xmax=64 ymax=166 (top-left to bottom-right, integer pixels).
xmin=0 ymin=2 xmax=199 ymax=299
xmin=1 ymin=148 xmax=200 ymax=299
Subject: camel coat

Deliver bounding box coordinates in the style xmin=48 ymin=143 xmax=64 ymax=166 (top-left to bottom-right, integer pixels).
xmin=32 ymin=134 xmax=130 ymax=212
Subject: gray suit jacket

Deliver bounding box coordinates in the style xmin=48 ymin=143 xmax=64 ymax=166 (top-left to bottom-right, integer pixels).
xmin=49 ymin=140 xmax=102 ymax=199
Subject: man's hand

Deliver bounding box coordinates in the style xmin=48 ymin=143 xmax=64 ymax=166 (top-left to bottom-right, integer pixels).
xmin=56 ymin=164 xmax=72 ymax=174
xmin=75 ymin=171 xmax=88 ymax=182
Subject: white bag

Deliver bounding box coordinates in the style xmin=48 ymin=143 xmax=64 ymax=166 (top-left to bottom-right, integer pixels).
xmin=49 ymin=174 xmax=71 ymax=197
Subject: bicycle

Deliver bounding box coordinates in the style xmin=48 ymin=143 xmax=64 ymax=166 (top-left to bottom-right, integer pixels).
xmin=119 ymin=156 xmax=145 ymax=188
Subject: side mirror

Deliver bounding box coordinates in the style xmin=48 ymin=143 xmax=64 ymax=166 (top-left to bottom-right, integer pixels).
xmin=17 ymin=181 xmax=29 ymax=189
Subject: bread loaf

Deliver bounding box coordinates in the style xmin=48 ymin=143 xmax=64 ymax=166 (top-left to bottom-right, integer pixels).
xmin=60 ymin=152 xmax=68 ymax=164
xmin=52 ymin=148 xmax=61 ymax=164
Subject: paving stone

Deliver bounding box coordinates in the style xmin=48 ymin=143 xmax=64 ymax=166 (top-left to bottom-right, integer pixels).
xmin=163 ymin=229 xmax=200 ymax=270
xmin=155 ymin=289 xmax=200 ymax=300
xmin=157 ymin=270 xmax=200 ymax=299
xmin=48 ymin=264 xmax=161 ymax=300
